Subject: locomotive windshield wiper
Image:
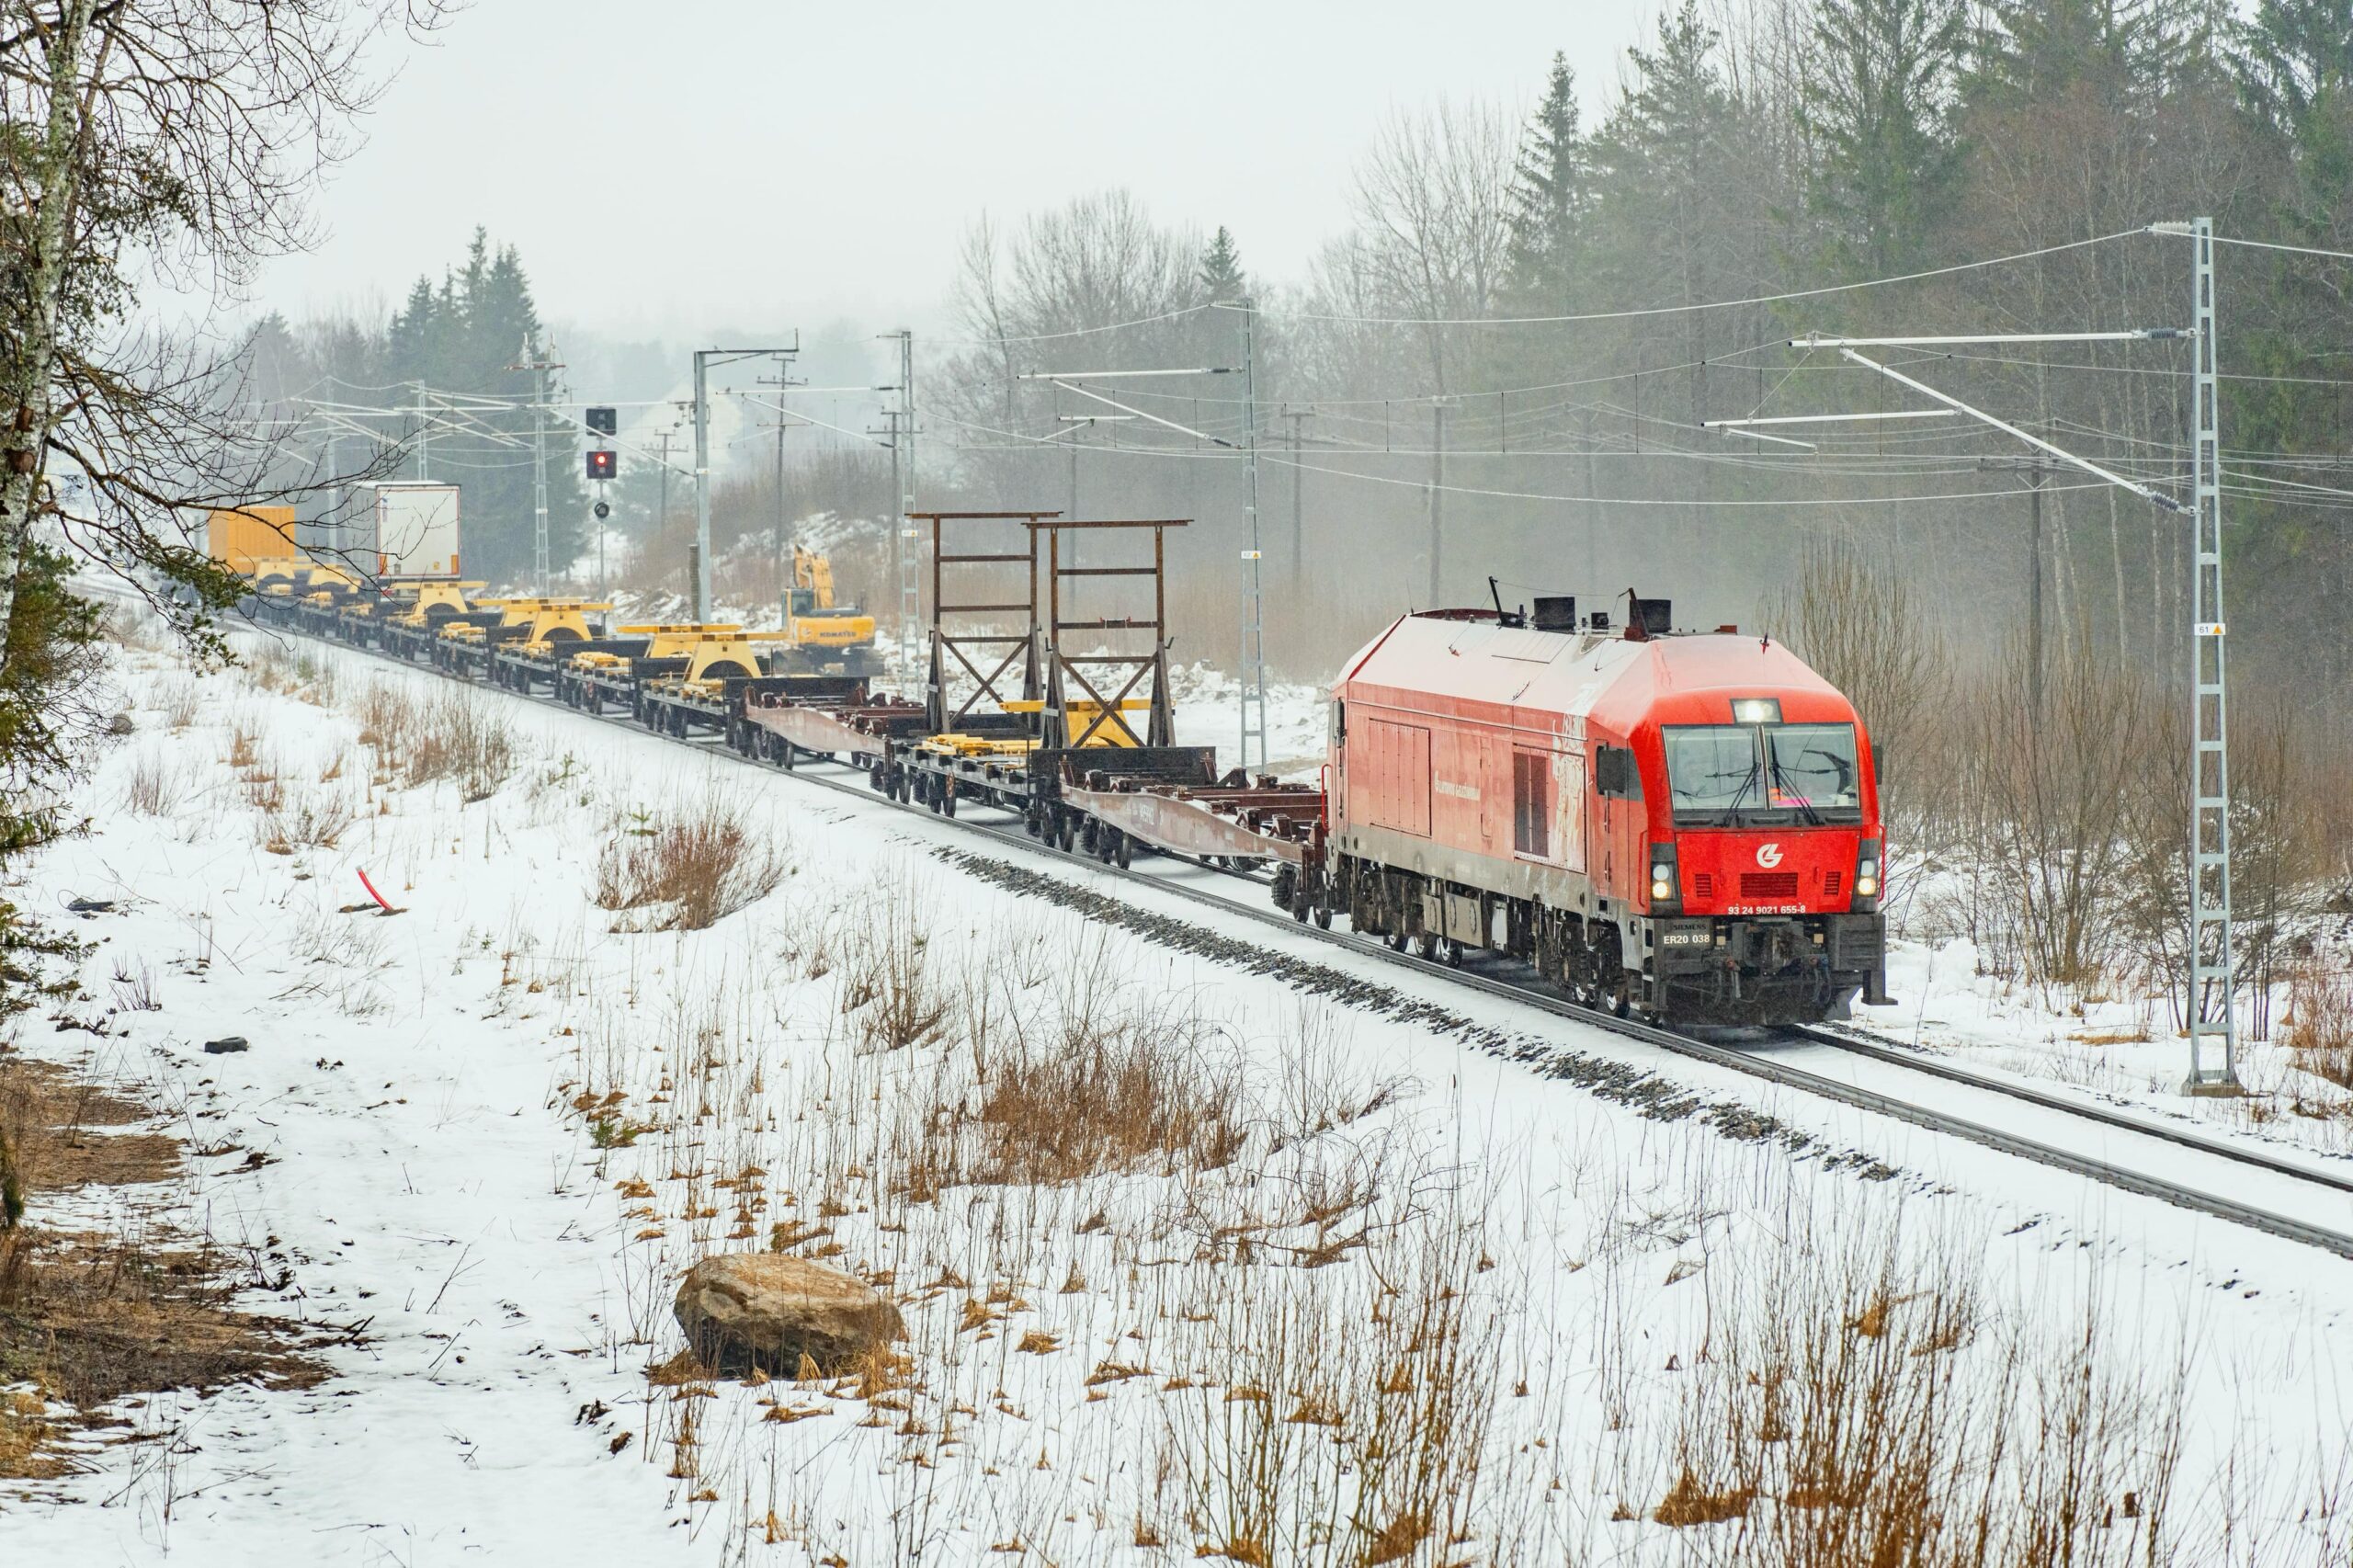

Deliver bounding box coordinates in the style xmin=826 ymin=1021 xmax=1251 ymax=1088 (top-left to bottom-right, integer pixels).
xmin=1768 ymin=751 xmax=1824 ymax=826
xmin=1715 ymin=755 xmax=1763 ymax=827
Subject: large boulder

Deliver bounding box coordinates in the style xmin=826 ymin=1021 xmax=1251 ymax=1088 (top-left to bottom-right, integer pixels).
xmin=672 ymin=1254 xmax=906 ymax=1378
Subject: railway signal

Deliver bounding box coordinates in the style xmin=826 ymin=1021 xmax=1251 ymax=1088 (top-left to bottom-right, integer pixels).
xmin=585 ymin=405 xmax=617 ymax=437
xmin=585 ymin=449 xmax=617 ymax=482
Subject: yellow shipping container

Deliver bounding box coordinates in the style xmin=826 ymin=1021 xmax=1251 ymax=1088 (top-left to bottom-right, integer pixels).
xmin=206 ymin=506 xmax=298 ymax=574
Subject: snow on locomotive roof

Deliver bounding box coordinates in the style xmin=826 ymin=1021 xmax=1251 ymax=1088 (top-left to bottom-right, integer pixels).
xmin=1335 ymin=609 xmax=1847 ymax=728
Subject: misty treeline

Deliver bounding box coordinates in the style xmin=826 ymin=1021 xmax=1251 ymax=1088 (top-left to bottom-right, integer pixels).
xmin=931 ymin=0 xmax=2347 ymax=705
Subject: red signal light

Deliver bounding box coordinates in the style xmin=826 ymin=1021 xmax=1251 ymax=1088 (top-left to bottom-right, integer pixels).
xmin=585 ymin=449 xmax=617 ymax=481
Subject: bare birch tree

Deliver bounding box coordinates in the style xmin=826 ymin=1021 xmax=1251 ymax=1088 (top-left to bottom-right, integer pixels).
xmin=1348 ymin=99 xmax=1515 ymax=395
xmin=0 ymin=0 xmax=448 ymax=653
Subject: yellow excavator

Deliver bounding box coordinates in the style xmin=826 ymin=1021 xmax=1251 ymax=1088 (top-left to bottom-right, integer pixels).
xmin=777 ymin=545 xmax=877 ymax=673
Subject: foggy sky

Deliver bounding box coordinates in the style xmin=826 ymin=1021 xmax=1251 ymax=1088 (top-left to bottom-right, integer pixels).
xmin=256 ymin=2 xmax=1643 ymax=337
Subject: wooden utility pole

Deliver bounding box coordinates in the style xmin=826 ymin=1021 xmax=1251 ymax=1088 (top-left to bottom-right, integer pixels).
xmin=1979 ymin=456 xmax=2056 ymax=720
xmin=1428 ymin=401 xmax=1451 ymax=605
xmin=1281 ymin=407 xmax=1313 ymax=597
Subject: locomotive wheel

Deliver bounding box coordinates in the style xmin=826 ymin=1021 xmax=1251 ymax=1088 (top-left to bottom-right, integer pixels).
xmin=1415 ymin=931 xmax=1438 ymax=961
xmin=1314 ymin=902 xmax=1334 ymax=930
xmin=1387 ymin=930 xmax=1409 ymax=952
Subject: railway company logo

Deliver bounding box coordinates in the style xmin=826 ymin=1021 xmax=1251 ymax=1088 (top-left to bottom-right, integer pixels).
xmin=1755 ymin=842 xmax=1784 ymax=869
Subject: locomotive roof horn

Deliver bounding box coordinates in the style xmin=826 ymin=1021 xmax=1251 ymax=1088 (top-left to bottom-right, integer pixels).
xmin=1622 ymin=590 xmax=1673 ymax=641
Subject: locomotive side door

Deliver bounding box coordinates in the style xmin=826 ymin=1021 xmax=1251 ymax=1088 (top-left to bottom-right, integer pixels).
xmin=1555 ymin=740 xmax=1586 ymax=873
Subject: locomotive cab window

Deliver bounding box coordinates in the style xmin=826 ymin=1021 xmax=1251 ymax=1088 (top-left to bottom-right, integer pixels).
xmin=1766 ymin=723 xmax=1860 ymax=812
xmin=1665 ymin=722 xmax=1864 ymax=825
xmin=1665 ymin=727 xmax=1759 ymax=821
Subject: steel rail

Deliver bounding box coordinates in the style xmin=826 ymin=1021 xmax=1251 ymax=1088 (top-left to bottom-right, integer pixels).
xmin=266 ymin=608 xmax=2353 ymax=1263
xmin=1786 ymin=1022 xmax=2353 ymax=1195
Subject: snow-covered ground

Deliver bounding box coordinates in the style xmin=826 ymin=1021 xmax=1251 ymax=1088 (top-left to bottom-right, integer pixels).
xmin=6 ymin=619 xmax=2353 ymax=1562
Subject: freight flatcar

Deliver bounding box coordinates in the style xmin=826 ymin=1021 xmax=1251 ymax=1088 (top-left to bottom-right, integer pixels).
xmin=230 ymin=523 xmax=1888 ymax=1028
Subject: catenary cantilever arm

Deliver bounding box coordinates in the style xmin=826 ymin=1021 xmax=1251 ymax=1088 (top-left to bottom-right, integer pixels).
xmin=1836 ymin=347 xmax=2184 ymax=513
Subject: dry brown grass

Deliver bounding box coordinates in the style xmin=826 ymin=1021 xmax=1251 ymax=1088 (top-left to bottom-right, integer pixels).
xmin=595 ymin=794 xmax=788 ymax=931
xmin=0 ymin=1059 xmax=178 ymax=1198
xmin=121 ymin=747 xmax=194 ymax=816
xmin=0 ymin=1059 xmax=323 ymax=1479
xmin=1653 ymin=1205 xmax=2180 ymax=1566
xmin=159 ymin=679 xmax=202 ymax=732
xmin=352 ymin=681 xmax=516 ymax=801
xmin=971 ymin=1017 xmax=1245 ymax=1186
xmin=256 ymin=784 xmax=358 ymax=853
xmin=1163 ymin=1216 xmax=1503 ymax=1566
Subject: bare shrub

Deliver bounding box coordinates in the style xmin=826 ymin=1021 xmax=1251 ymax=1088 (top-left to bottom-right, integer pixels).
xmin=2285 ymin=961 xmax=2353 ymax=1090
xmin=595 ymin=792 xmax=788 ymax=931
xmin=1932 ymin=630 xmax=2159 ymax=991
xmin=1764 ymin=538 xmax=1951 ymax=834
xmin=352 ymin=681 xmax=516 ymax=800
xmin=971 ymin=1002 xmax=1244 ymax=1185
xmin=835 ymin=881 xmax=950 ymax=1051
xmin=108 ymin=960 xmax=161 ymax=1013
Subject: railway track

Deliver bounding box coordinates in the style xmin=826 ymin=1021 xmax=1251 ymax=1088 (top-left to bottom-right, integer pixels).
xmin=260 ymin=612 xmax=2353 ymax=1265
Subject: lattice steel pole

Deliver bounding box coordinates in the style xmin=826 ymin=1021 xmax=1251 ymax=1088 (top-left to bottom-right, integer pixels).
xmin=894 ymin=329 xmax=921 ymax=688
xmin=1236 ymin=296 xmax=1267 ymax=772
xmin=691 ymin=349 xmax=712 ymax=619
xmin=2185 ymin=216 xmax=2239 ymax=1092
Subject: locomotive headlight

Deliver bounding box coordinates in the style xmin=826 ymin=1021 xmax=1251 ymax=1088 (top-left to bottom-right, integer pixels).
xmin=1651 ymin=868 xmax=1674 ymax=901
xmin=1854 ymin=837 xmax=1883 ymax=903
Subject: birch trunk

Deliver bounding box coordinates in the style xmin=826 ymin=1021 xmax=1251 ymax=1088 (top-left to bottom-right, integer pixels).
xmin=0 ymin=0 xmax=98 ymax=659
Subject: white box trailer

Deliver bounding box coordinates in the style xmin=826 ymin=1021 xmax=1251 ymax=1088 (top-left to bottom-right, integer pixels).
xmin=362 ymin=483 xmax=462 ymax=578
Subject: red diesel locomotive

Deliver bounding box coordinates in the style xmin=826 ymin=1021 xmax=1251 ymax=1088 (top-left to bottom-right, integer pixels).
xmin=1327 ymin=596 xmax=1891 ymax=1025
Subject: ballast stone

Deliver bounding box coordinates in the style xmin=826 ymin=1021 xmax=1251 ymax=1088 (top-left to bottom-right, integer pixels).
xmin=673 ymin=1254 xmax=905 ymax=1378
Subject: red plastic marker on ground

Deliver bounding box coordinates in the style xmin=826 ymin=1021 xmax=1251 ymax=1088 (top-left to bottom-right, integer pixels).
xmin=358 ymin=869 xmax=397 ymax=913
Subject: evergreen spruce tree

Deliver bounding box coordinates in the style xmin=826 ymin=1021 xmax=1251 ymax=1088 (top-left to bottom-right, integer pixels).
xmin=1198 ymin=226 xmax=1246 ymax=301
xmin=1963 ymin=0 xmax=2181 ymax=110
xmin=375 ymin=230 xmax=581 ymax=581
xmin=1503 ymin=52 xmax=1591 ymax=311
xmin=1802 ymin=0 xmax=1968 ymax=279
xmin=1586 ymin=3 xmax=1739 ymax=419
xmin=2234 ymin=0 xmax=2353 ymax=233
